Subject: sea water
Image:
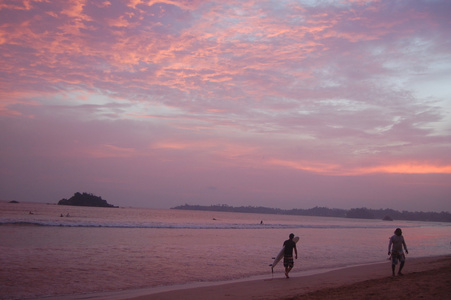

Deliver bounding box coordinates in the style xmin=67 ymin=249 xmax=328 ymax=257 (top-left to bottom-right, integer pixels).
xmin=1 ymin=201 xmax=450 ymax=300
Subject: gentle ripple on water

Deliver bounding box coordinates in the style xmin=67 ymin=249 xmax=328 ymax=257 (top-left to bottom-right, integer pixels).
xmin=0 ymin=201 xmax=450 ymax=299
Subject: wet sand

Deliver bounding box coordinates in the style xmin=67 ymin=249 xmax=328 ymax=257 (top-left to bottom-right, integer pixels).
xmin=124 ymin=255 xmax=451 ymax=300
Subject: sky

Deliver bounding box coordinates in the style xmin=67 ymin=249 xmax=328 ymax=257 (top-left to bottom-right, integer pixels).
xmin=1 ymin=0 xmax=450 ymax=212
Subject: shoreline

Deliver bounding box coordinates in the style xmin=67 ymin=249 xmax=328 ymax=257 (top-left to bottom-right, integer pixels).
xmin=37 ymin=255 xmax=451 ymax=300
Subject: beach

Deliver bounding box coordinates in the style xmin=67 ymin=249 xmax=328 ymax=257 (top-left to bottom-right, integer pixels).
xmin=2 ymin=203 xmax=451 ymax=300
xmin=122 ymin=255 xmax=451 ymax=300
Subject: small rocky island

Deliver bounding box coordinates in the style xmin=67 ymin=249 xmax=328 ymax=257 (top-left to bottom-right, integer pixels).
xmin=58 ymin=192 xmax=117 ymax=207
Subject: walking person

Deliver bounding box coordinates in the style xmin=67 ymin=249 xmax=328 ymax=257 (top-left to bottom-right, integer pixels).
xmin=283 ymin=233 xmax=298 ymax=278
xmin=388 ymin=228 xmax=408 ymax=276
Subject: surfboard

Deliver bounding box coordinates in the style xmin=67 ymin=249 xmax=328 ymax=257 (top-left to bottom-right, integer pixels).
xmin=270 ymin=236 xmax=299 ymax=272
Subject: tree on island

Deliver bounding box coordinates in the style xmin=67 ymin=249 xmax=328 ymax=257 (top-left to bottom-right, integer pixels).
xmin=171 ymin=204 xmax=451 ymax=223
xmin=58 ymin=192 xmax=116 ymax=207
xmin=346 ymin=208 xmax=375 ymax=219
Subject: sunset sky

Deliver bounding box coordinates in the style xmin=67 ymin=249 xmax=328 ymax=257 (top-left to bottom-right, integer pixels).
xmin=1 ymin=0 xmax=450 ymax=212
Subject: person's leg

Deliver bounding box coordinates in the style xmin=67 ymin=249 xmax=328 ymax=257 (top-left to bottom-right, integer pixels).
xmin=286 ymin=257 xmax=294 ymax=278
xmin=391 ymin=253 xmax=398 ymax=276
xmin=398 ymin=261 xmax=405 ymax=275
xmin=283 ymin=257 xmax=290 ymax=278
xmin=286 ymin=266 xmax=293 ymax=278
xmin=397 ymin=253 xmax=406 ymax=275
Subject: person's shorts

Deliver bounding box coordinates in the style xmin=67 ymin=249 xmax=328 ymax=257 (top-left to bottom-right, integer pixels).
xmin=391 ymin=251 xmax=405 ymax=265
xmin=283 ymin=256 xmax=294 ymax=268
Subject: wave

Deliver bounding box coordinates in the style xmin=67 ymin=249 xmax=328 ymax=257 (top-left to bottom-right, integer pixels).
xmin=0 ymin=220 xmax=401 ymax=229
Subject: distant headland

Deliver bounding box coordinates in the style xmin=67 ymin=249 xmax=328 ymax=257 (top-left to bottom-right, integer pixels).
xmin=58 ymin=192 xmax=117 ymax=208
xmin=171 ymin=204 xmax=451 ymax=223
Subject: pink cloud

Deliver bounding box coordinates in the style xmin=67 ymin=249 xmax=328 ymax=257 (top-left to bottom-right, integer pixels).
xmin=1 ymin=0 xmax=450 ymax=211
xmin=85 ymin=144 xmax=138 ymax=158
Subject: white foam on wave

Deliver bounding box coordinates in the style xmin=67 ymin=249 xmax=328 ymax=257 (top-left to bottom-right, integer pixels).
xmin=0 ymin=219 xmax=400 ymax=229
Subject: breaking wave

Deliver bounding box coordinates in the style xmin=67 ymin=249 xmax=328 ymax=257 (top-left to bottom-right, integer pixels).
xmin=0 ymin=219 xmax=401 ymax=229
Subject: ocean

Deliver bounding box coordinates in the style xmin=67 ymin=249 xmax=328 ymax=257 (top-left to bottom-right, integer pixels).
xmin=1 ymin=201 xmax=450 ymax=300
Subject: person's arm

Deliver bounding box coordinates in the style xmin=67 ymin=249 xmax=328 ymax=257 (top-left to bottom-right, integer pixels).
xmin=294 ymin=244 xmax=298 ymax=259
xmin=388 ymin=237 xmax=392 ymax=255
xmin=402 ymin=237 xmax=408 ymax=254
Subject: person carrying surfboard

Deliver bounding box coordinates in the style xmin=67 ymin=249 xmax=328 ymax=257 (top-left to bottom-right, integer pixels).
xmin=283 ymin=233 xmax=298 ymax=278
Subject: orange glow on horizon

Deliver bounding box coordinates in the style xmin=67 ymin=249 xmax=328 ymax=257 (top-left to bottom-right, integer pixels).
xmin=268 ymin=159 xmax=451 ymax=176
xmin=357 ymin=164 xmax=451 ymax=175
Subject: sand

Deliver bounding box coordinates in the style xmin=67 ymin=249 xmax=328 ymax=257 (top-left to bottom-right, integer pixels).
xmin=123 ymin=255 xmax=451 ymax=300
xmin=36 ymin=255 xmax=451 ymax=300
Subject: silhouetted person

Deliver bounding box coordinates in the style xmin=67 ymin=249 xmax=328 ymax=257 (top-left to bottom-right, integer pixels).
xmin=388 ymin=228 xmax=408 ymax=276
xmin=283 ymin=233 xmax=298 ymax=278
